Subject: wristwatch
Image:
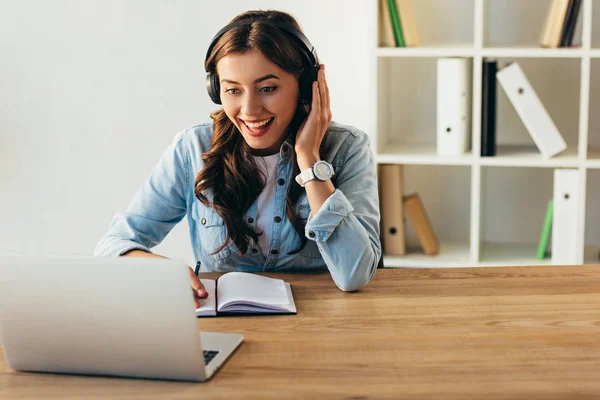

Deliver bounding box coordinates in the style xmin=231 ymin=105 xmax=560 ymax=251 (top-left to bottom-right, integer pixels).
xmin=295 ymin=160 xmax=335 ymax=187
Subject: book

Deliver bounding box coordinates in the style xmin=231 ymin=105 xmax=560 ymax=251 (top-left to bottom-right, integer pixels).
xmin=378 ymin=0 xmax=396 ymax=47
xmin=379 ymin=164 xmax=406 ymax=255
xmin=540 ymin=0 xmax=571 ymax=48
xmin=195 ymin=272 xmax=296 ymax=317
xmin=387 ymin=0 xmax=405 ymax=47
xmin=551 ymin=169 xmax=581 ymax=265
xmin=395 ymin=0 xmax=420 ymax=47
xmin=537 ymin=199 xmax=553 ymax=260
xmin=437 ymin=57 xmax=472 ymax=156
xmin=404 ymin=193 xmax=439 ymax=256
xmin=496 ymin=62 xmax=567 ymax=159
xmin=559 ymin=0 xmax=582 ymax=47
xmin=481 ymin=59 xmax=498 ymax=157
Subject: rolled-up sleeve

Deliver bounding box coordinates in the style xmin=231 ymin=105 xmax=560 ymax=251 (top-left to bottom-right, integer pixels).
xmin=93 ymin=132 xmax=189 ymax=257
xmin=305 ymin=133 xmax=381 ymax=291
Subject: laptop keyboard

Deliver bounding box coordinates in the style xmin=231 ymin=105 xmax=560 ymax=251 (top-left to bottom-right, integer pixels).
xmin=203 ymin=350 xmax=220 ymax=365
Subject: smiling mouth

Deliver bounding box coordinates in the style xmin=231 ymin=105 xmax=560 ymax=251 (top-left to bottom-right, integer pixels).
xmin=241 ymin=117 xmax=275 ymax=137
xmin=243 ymin=117 xmax=274 ymax=129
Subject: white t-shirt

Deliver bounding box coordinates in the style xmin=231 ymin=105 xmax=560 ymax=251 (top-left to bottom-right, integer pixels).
xmin=252 ymin=153 xmax=280 ymax=257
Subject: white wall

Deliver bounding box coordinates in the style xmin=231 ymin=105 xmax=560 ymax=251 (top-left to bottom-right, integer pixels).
xmin=0 ymin=0 xmax=375 ymax=264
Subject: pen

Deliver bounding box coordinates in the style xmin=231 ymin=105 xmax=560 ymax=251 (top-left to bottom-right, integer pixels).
xmin=194 ymin=261 xmax=201 ymax=276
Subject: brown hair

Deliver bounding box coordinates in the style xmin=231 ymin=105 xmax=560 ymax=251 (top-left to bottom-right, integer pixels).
xmin=195 ymin=10 xmax=314 ymax=255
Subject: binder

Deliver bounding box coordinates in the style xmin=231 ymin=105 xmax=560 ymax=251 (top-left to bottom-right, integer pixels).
xmin=395 ymin=0 xmax=420 ymax=47
xmin=437 ymin=57 xmax=472 ymax=156
xmin=379 ymin=164 xmax=406 ymax=255
xmin=496 ymin=63 xmax=567 ymax=159
xmin=551 ymin=169 xmax=580 ymax=264
xmin=403 ymin=193 xmax=439 ymax=256
xmin=378 ymin=0 xmax=396 ymax=47
xmin=536 ymin=199 xmax=553 ymax=260
xmin=559 ymin=0 xmax=582 ymax=47
xmin=481 ymin=59 xmax=498 ymax=157
xmin=540 ymin=0 xmax=571 ymax=48
xmin=387 ymin=0 xmax=405 ymax=47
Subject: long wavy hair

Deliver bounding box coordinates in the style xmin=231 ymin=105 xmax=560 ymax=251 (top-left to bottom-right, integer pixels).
xmin=195 ymin=10 xmax=315 ymax=255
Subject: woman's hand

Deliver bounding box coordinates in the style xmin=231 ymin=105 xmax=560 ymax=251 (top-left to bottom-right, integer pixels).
xmin=188 ymin=266 xmax=208 ymax=308
xmin=295 ymin=64 xmax=332 ymax=170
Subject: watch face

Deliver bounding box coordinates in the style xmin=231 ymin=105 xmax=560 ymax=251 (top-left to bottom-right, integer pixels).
xmin=313 ymin=161 xmax=332 ymax=180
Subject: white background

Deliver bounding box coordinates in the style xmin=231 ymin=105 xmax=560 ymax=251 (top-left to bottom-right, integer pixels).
xmin=0 ymin=0 xmax=374 ymax=264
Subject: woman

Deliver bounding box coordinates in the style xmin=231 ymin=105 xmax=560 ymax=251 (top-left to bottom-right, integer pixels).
xmin=94 ymin=10 xmax=381 ymax=304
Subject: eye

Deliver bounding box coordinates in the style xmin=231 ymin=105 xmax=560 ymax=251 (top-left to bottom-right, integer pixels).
xmin=225 ymin=88 xmax=240 ymax=95
xmin=259 ymin=86 xmax=277 ymax=93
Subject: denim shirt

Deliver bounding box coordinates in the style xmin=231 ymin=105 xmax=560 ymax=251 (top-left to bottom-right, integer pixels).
xmin=93 ymin=121 xmax=381 ymax=291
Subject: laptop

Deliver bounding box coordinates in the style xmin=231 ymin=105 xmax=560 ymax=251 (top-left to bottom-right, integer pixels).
xmin=0 ymin=254 xmax=243 ymax=382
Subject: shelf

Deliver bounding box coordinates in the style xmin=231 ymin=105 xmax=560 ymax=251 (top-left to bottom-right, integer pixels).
xmin=587 ymin=148 xmax=600 ymax=168
xmin=383 ymin=242 xmax=472 ymax=268
xmin=479 ymin=242 xmax=551 ymax=267
xmin=377 ymin=44 xmax=475 ymax=58
xmin=478 ymin=145 xmax=581 ymax=167
xmin=374 ymin=0 xmax=597 ymax=268
xmin=375 ymin=143 xmax=474 ymax=165
xmin=481 ymin=46 xmax=584 ymax=58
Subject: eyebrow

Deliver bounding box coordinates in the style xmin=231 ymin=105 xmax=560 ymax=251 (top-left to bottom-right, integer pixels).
xmin=220 ymin=74 xmax=280 ymax=85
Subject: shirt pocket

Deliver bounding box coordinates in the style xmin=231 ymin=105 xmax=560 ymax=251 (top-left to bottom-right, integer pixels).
xmin=192 ymin=203 xmax=234 ymax=261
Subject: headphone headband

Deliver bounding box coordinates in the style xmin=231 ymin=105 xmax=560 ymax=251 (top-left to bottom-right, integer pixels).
xmin=204 ymin=18 xmax=319 ymax=71
xmin=204 ymin=17 xmax=319 ymax=105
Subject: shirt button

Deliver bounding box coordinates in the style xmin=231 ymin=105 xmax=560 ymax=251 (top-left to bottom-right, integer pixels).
xmin=248 ymin=217 xmax=254 ymax=224
xmin=277 ymin=178 xmax=285 ymax=186
xmin=201 ymin=218 xmax=206 ymax=225
xmin=270 ymin=249 xmax=279 ymax=255
xmin=308 ymin=231 xmax=315 ymax=238
xmin=274 ymin=216 xmax=282 ymax=223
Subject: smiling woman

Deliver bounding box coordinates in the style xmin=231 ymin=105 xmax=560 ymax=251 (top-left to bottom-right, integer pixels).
xmin=93 ymin=10 xmax=381 ymax=303
xmin=217 ymin=50 xmax=298 ymax=154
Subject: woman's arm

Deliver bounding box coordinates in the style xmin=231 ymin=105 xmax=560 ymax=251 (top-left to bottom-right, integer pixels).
xmin=295 ymin=65 xmax=381 ymax=291
xmin=93 ymin=132 xmax=189 ymax=258
xmin=303 ymin=132 xmax=381 ymax=292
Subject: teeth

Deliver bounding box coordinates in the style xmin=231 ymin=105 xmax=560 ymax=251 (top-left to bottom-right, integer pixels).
xmin=244 ymin=118 xmax=272 ymax=129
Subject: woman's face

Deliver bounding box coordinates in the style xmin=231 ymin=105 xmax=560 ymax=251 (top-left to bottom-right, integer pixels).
xmin=216 ymin=49 xmax=300 ymax=156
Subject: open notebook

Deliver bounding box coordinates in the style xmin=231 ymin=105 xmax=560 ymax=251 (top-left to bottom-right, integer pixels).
xmin=195 ymin=272 xmax=296 ymax=317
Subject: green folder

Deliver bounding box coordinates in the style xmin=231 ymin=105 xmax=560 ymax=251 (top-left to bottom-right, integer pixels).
xmin=537 ymin=199 xmax=553 ymax=260
xmin=387 ymin=0 xmax=406 ymax=47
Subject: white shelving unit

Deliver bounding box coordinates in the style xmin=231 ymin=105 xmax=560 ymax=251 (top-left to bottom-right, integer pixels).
xmin=372 ymin=0 xmax=600 ymax=268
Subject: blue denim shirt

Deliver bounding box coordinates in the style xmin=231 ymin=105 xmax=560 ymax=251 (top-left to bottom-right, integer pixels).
xmin=93 ymin=121 xmax=381 ymax=291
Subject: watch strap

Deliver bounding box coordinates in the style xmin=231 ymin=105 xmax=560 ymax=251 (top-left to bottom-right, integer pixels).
xmin=295 ymin=167 xmax=315 ymax=187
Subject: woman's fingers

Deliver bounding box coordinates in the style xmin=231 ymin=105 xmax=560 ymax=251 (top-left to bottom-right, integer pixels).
xmin=321 ymin=65 xmax=331 ymax=122
xmin=188 ymin=266 xmax=207 ymax=298
xmin=312 ymin=80 xmax=321 ymax=117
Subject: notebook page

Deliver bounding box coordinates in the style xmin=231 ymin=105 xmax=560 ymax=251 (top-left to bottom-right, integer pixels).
xmin=216 ymin=272 xmax=288 ymax=311
xmin=195 ymin=279 xmax=216 ymax=317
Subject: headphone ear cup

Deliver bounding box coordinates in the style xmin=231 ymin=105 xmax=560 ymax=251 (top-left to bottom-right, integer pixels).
xmin=298 ymin=66 xmax=319 ymax=105
xmin=206 ymin=72 xmax=222 ymax=105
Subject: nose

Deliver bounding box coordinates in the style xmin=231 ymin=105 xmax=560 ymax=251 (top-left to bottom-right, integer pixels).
xmin=240 ymin=92 xmax=263 ymax=116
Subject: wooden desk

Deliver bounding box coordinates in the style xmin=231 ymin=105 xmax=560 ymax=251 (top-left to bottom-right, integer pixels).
xmin=1 ymin=266 xmax=600 ymax=399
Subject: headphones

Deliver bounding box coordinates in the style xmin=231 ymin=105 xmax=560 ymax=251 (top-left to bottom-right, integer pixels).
xmin=205 ymin=18 xmax=320 ymax=105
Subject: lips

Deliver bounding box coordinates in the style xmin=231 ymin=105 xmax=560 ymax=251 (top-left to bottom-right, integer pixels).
xmin=240 ymin=117 xmax=275 ymax=138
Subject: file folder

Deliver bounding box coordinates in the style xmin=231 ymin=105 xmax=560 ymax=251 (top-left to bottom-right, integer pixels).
xmin=551 ymin=169 xmax=580 ymax=264
xmin=496 ymin=63 xmax=567 ymax=158
xmin=437 ymin=58 xmax=472 ymax=156
xmin=379 ymin=164 xmax=406 ymax=255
